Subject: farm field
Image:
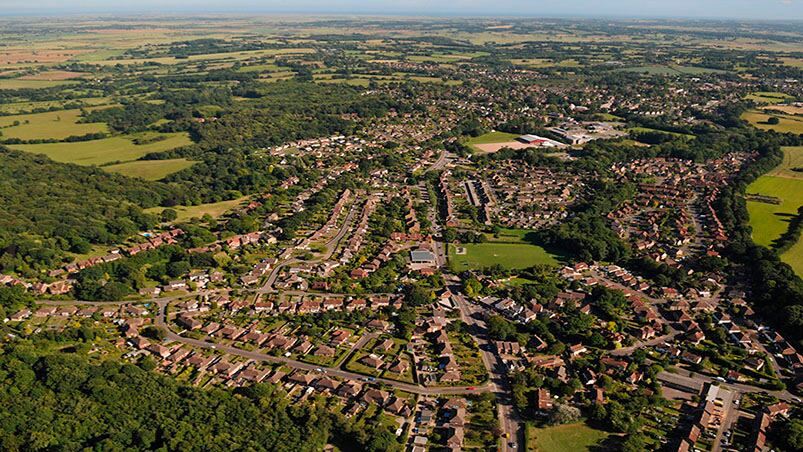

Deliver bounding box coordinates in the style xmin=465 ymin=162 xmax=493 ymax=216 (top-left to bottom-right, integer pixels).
xmin=449 ymin=242 xmax=559 ymax=271
xmin=741 ymin=110 xmax=803 ymax=134
xmin=8 ymin=132 xmax=192 ymax=166
xmin=527 ymin=422 xmax=611 ymax=452
xmin=103 ymin=158 xmax=196 ymax=180
xmin=145 ymin=196 xmax=250 ymax=222
xmin=0 ymin=109 xmax=108 ymax=140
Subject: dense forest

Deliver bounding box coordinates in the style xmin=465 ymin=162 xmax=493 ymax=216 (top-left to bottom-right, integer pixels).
xmin=0 ymin=343 xmax=400 ymax=452
xmin=0 ymin=149 xmax=190 ymax=276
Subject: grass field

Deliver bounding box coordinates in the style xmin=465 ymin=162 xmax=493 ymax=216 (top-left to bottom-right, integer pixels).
xmin=527 ymin=423 xmax=610 ymax=452
xmin=741 ymin=110 xmax=803 ymax=134
xmin=0 ymin=79 xmax=77 ymax=89
xmin=8 ymin=132 xmax=192 ymax=166
xmin=745 ymin=91 xmax=794 ymax=104
xmin=628 ymin=126 xmax=695 ymax=139
xmin=145 ymin=196 xmax=250 ymax=222
xmin=615 ymin=65 xmax=725 ymax=75
xmin=103 ymin=158 xmax=196 ymax=180
xmin=449 ymin=242 xmax=559 ymax=271
xmin=746 ymin=176 xmax=803 ymax=246
xmin=466 ymin=131 xmax=520 ymax=146
xmin=745 ymin=147 xmax=803 ymax=275
xmin=0 ymin=108 xmax=108 ymax=140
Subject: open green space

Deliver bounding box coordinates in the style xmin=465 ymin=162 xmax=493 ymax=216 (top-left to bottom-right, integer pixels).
xmin=741 ymin=110 xmax=803 ymax=134
xmin=628 ymin=126 xmax=695 ymax=139
xmin=0 ymin=108 xmax=108 ymax=140
xmin=8 ymin=132 xmax=192 ymax=166
xmin=465 ymin=131 xmax=520 ymax=146
xmin=615 ymin=65 xmax=725 ymax=75
xmin=0 ymin=79 xmax=78 ymax=89
xmin=103 ymin=158 xmax=196 ymax=180
xmin=746 ymin=176 xmax=803 ymax=246
xmin=145 ymin=196 xmax=250 ymax=222
xmin=781 ymin=238 xmax=803 ymax=277
xmin=745 ymin=91 xmax=794 ymax=104
xmin=527 ymin=422 xmax=611 ymax=452
xmin=449 ymin=242 xmax=559 ymax=271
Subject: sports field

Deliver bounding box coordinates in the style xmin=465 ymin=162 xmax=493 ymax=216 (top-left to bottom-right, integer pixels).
xmin=0 ymin=109 xmax=108 ymax=140
xmin=103 ymin=158 xmax=195 ymax=180
xmin=449 ymin=242 xmax=559 ymax=270
xmin=8 ymin=132 xmax=192 ymax=166
xmin=466 ymin=131 xmax=520 ymax=145
xmin=527 ymin=423 xmax=610 ymax=452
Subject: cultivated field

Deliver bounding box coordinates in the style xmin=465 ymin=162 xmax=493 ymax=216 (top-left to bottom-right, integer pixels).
xmin=103 ymin=158 xmax=196 ymax=180
xmin=8 ymin=132 xmax=192 ymax=166
xmin=527 ymin=422 xmax=611 ymax=452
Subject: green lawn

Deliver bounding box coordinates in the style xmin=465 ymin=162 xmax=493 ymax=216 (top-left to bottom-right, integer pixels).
xmin=527 ymin=423 xmax=610 ymax=452
xmin=449 ymin=242 xmax=559 ymax=270
xmin=741 ymin=110 xmax=803 ymax=134
xmin=0 ymin=108 xmax=108 ymax=140
xmin=103 ymin=158 xmax=196 ymax=180
xmin=8 ymin=132 xmax=192 ymax=166
xmin=781 ymin=238 xmax=803 ymax=277
xmin=466 ymin=131 xmax=520 ymax=146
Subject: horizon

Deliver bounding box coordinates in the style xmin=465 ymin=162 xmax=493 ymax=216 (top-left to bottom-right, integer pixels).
xmin=0 ymin=0 xmax=802 ymax=21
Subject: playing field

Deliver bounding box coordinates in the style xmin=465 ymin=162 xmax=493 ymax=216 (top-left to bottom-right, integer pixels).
xmin=103 ymin=158 xmax=196 ymax=180
xmin=466 ymin=131 xmax=521 ymax=145
xmin=527 ymin=423 xmax=610 ymax=452
xmin=0 ymin=109 xmax=108 ymax=140
xmin=449 ymin=242 xmax=559 ymax=270
xmin=8 ymin=132 xmax=192 ymax=166
xmin=741 ymin=110 xmax=803 ymax=134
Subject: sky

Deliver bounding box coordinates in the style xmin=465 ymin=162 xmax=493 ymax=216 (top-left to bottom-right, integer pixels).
xmin=0 ymin=0 xmax=802 ymax=20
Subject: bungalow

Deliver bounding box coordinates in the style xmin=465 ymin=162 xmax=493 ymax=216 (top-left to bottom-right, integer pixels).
xmin=147 ymin=343 xmax=171 ymax=359
xmin=176 ymin=315 xmax=202 ymax=330
xmin=314 ymin=345 xmax=336 ymax=357
xmin=362 ymin=388 xmax=390 ymax=406
xmin=315 ymin=377 xmax=340 ymax=392
xmin=360 ymin=354 xmax=384 ymax=369
xmin=330 ymin=329 xmax=351 ymax=346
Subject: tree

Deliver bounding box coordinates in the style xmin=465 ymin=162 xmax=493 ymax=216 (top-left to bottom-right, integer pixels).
xmin=486 ymin=315 xmax=517 ymax=341
xmin=160 ymin=208 xmax=178 ymax=222
xmin=142 ymin=325 xmax=167 ymax=341
xmin=549 ymin=404 xmax=581 ymax=425
xmin=767 ymin=116 xmax=780 ymax=125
